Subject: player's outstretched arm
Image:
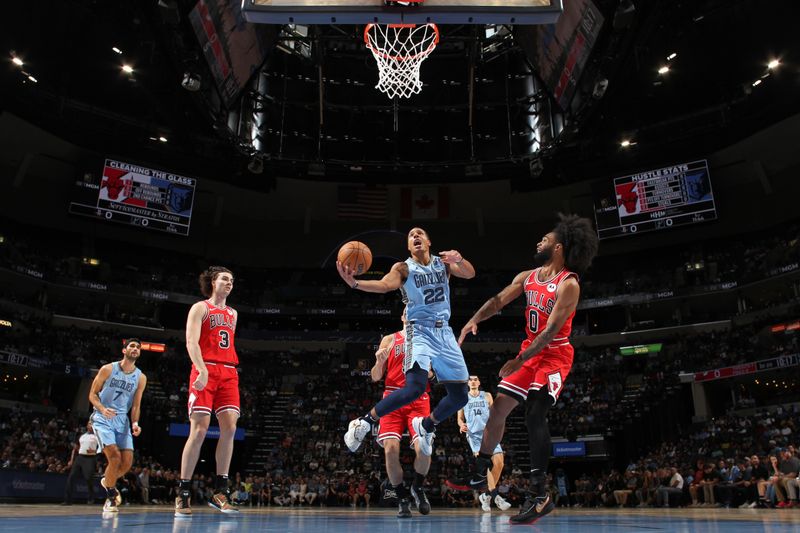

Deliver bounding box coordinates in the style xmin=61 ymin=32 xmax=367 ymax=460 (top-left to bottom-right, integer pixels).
xmin=370 ymin=334 xmax=394 ymax=382
xmin=458 ymin=270 xmax=530 ymax=345
xmin=439 ymin=250 xmax=475 ymax=279
xmin=338 ymin=261 xmax=407 ymax=293
xmin=130 ymin=373 xmax=147 ymax=436
xmin=88 ymin=364 xmax=115 ymax=419
xmin=499 ymin=278 xmax=580 ymax=377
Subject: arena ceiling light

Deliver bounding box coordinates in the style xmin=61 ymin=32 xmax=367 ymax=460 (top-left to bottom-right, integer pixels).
xmin=12 ymin=56 xmax=23 ymax=66
xmin=27 ymin=75 xmax=37 ymax=83
xmin=112 ymin=46 xmax=123 ymax=54
xmin=158 ymin=136 xmax=168 ymax=143
xmin=767 ymin=59 xmax=780 ymax=70
xmin=620 ymin=139 xmax=636 ymax=148
xmin=121 ymin=64 xmax=134 ymax=74
xmin=657 ymin=65 xmax=670 ymax=75
xmin=667 ymin=52 xmax=677 ymax=61
xmin=752 ymin=79 xmax=762 ymax=87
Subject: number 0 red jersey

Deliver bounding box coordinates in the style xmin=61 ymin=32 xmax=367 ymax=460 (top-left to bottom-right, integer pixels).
xmin=521 ymin=268 xmax=578 ymax=351
xmin=198 ymin=300 xmax=238 ymax=366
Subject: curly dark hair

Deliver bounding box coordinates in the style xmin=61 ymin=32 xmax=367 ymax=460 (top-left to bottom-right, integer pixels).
xmin=553 ymin=213 xmax=599 ymax=275
xmin=199 ymin=266 xmax=233 ymax=298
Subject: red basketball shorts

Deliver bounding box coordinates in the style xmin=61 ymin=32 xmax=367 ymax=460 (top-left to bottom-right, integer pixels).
xmin=377 ymin=389 xmax=431 ymax=447
xmin=187 ymin=362 xmax=240 ymax=418
xmin=497 ymin=343 xmax=573 ymax=404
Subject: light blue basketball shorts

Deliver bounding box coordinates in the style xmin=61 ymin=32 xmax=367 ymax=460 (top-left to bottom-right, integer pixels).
xmin=403 ymin=320 xmax=469 ymax=382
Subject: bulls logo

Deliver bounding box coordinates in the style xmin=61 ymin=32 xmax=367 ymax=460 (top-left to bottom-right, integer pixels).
xmin=547 ymin=283 xmax=557 ymax=293
xmin=547 ymin=372 xmax=563 ymax=402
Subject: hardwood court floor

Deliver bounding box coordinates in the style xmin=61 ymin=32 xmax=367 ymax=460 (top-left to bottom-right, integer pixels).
xmin=1 ymin=504 xmax=799 ymax=532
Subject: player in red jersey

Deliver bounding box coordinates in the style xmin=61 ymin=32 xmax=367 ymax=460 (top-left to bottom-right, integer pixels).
xmin=175 ymin=266 xmax=240 ymax=517
xmin=448 ymin=214 xmax=598 ymax=525
xmin=371 ymin=312 xmax=433 ymax=518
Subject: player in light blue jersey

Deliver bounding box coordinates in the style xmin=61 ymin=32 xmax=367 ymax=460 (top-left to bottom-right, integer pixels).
xmin=457 ymin=375 xmax=510 ymax=512
xmin=338 ymin=227 xmax=475 ymax=459
xmin=89 ymin=338 xmax=147 ymax=514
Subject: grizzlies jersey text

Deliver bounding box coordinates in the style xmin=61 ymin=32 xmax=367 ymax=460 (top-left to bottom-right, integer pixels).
xmin=401 ymin=256 xmax=451 ymax=322
xmin=464 ymin=391 xmax=490 ymax=434
xmin=95 ymin=362 xmax=141 ymax=417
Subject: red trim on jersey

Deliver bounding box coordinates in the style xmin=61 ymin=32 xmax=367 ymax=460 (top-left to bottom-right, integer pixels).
xmin=198 ymin=300 xmax=238 ymax=366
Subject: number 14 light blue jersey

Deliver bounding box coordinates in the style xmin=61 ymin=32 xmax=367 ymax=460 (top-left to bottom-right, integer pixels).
xmin=401 ymin=256 xmax=451 ymax=322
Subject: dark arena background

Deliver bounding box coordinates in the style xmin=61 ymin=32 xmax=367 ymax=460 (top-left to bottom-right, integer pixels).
xmin=1 ymin=1 xmax=800 ymax=531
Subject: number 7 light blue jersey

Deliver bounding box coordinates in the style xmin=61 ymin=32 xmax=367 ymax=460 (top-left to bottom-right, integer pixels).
xmin=401 ymin=256 xmax=451 ymax=322
xmin=95 ymin=362 xmax=142 ymax=417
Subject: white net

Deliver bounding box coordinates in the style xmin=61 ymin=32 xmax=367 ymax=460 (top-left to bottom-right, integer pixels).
xmin=364 ymin=23 xmax=439 ymax=99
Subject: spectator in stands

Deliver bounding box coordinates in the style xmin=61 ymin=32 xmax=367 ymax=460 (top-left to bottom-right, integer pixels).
xmin=655 ymin=467 xmax=684 ymax=508
xmin=775 ymin=448 xmax=799 ymax=508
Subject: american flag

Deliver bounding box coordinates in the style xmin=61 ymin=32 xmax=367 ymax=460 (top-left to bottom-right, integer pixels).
xmin=337 ymin=185 xmax=388 ymax=220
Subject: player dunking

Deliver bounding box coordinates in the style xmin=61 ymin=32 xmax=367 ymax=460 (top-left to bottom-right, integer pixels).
xmin=372 ymin=311 xmax=433 ymax=518
xmin=339 ymin=227 xmax=474 ymax=462
xmin=450 ymin=214 xmax=598 ymax=524
xmin=458 ymin=375 xmax=511 ymax=512
xmin=88 ymin=338 xmax=147 ymax=514
xmin=176 ymin=266 xmax=240 ymax=517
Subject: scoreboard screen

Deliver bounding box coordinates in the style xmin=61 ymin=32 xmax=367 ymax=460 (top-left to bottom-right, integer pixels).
xmin=69 ymin=159 xmax=196 ymax=236
xmin=593 ymin=160 xmax=717 ymax=240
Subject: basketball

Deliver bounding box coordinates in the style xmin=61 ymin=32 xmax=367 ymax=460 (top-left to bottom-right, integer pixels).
xmin=337 ymin=241 xmax=372 ymax=275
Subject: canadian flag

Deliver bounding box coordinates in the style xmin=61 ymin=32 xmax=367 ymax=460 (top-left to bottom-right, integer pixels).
xmin=400 ymin=186 xmax=449 ymax=220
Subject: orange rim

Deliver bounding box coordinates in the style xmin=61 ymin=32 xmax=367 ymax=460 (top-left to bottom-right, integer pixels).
xmin=364 ymin=23 xmax=440 ymax=62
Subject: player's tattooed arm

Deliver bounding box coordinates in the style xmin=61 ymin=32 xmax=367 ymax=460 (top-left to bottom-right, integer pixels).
xmin=339 ymin=261 xmax=408 ymax=293
xmin=518 ymin=278 xmax=580 ymax=363
xmin=458 ymin=270 xmax=529 ymax=345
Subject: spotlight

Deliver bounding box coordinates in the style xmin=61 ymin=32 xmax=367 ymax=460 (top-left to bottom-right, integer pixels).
xmin=158 ymin=136 xmax=168 ymax=143
xmin=658 ymin=66 xmax=669 ymax=75
xmin=667 ymin=52 xmax=677 ymax=61
xmin=27 ymin=75 xmax=37 ymax=83
xmin=112 ymin=47 xmax=123 ymax=54
xmin=12 ymin=56 xmax=23 ymax=67
xmin=122 ymin=64 xmax=134 ymax=74
xmin=752 ymin=79 xmax=762 ymax=87
xmin=181 ymin=71 xmax=202 ymax=92
xmin=620 ymin=139 xmax=632 ymax=147
xmin=767 ymin=59 xmax=780 ymax=70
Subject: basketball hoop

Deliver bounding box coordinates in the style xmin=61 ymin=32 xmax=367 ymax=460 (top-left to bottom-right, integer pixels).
xmin=364 ymin=23 xmax=439 ymax=99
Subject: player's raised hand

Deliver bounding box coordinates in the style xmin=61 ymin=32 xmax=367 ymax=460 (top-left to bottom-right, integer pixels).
xmin=193 ymin=369 xmax=209 ymax=392
xmin=458 ymin=320 xmax=478 ymax=345
xmin=336 ymin=260 xmax=358 ymax=288
xmin=438 ymin=250 xmax=463 ymax=265
xmin=499 ymin=357 xmax=524 ymax=378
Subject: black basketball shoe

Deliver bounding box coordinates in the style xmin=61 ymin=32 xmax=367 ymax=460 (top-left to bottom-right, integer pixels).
xmin=509 ymin=493 xmax=554 ymax=525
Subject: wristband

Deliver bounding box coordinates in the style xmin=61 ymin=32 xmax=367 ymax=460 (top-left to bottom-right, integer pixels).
xmin=352 ymin=281 xmax=359 ymax=289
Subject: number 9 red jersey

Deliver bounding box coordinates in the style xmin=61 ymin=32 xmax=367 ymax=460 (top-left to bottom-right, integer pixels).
xmin=198 ymin=300 xmax=238 ymax=366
